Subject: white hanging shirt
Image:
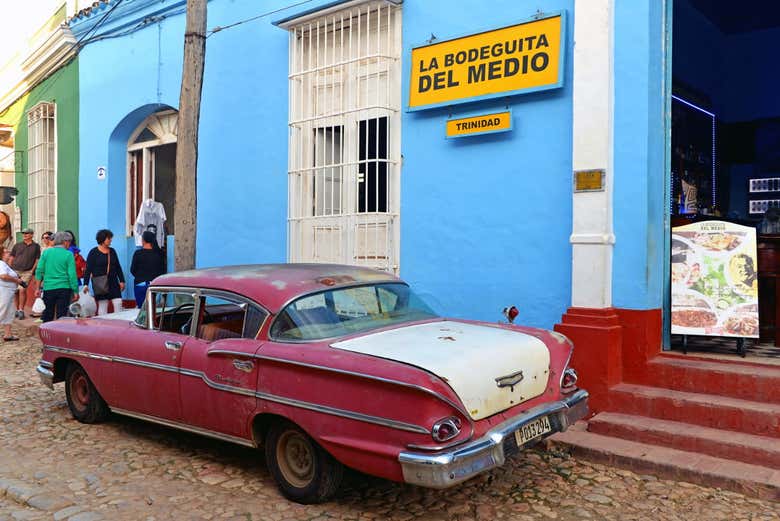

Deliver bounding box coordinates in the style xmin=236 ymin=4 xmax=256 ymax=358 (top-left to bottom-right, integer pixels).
xmin=135 ymin=199 xmax=167 ymax=247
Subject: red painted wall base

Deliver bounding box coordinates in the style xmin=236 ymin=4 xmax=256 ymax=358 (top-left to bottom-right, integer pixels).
xmin=554 ymin=307 xmax=662 ymax=413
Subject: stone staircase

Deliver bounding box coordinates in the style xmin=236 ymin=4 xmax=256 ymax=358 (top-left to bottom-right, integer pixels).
xmin=549 ymin=353 xmax=780 ymax=500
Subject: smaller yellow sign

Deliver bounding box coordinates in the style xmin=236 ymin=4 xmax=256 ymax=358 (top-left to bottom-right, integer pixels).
xmin=574 ymin=170 xmax=604 ymax=191
xmin=446 ymin=110 xmax=512 ymax=138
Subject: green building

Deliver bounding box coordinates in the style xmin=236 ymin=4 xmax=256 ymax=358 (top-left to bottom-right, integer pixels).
xmin=0 ymin=4 xmax=79 ymax=243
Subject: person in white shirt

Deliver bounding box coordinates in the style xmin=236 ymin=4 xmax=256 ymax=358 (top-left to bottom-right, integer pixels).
xmin=0 ymin=246 xmax=23 ymax=341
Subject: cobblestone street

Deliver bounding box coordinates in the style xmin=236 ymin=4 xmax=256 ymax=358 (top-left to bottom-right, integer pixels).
xmin=1 ymin=329 xmax=778 ymax=521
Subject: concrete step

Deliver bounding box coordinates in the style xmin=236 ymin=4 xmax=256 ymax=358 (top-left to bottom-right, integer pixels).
xmin=588 ymin=412 xmax=780 ymax=468
xmin=610 ymin=383 xmax=780 ymax=438
xmin=637 ymin=355 xmax=780 ymax=404
xmin=547 ymin=425 xmax=780 ymax=501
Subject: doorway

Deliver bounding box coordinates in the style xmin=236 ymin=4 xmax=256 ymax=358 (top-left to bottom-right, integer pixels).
xmin=127 ymin=110 xmax=177 ymax=242
xmin=668 ymin=0 xmax=780 ymax=360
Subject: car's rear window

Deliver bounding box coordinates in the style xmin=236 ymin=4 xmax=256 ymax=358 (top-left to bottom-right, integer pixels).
xmin=270 ymin=283 xmax=437 ymax=341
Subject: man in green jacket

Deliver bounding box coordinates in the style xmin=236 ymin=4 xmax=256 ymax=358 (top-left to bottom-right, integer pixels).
xmin=35 ymin=231 xmax=79 ymax=322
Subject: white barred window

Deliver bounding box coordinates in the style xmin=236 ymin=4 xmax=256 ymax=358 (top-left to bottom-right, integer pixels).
xmin=27 ymin=102 xmax=57 ymax=237
xmin=286 ymin=1 xmax=402 ymax=273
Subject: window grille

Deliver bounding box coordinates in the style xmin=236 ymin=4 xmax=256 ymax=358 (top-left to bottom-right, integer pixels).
xmin=27 ymin=102 xmax=57 ymax=237
xmin=287 ymin=1 xmax=402 ymax=273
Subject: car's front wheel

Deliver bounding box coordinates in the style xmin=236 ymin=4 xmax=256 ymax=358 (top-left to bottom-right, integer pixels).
xmin=64 ymin=362 xmax=109 ymax=423
xmin=264 ymin=420 xmax=343 ymax=504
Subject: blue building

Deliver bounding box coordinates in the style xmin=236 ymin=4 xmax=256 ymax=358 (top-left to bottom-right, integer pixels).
xmin=68 ymin=0 xmax=675 ymax=404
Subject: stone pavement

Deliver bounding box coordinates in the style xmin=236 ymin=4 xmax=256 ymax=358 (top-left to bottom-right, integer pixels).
xmin=1 ymin=327 xmax=778 ymax=520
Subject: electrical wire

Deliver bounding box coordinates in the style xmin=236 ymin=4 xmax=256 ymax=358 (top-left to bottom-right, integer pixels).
xmin=1 ymin=0 xmax=128 ymax=110
xmin=73 ymin=0 xmax=126 ymax=50
xmin=207 ymin=0 xmax=316 ymax=37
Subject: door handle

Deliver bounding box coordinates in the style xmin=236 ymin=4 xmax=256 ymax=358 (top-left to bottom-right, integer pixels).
xmin=165 ymin=341 xmax=182 ymax=351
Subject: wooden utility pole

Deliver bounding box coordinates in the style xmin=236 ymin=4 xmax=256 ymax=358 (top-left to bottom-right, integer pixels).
xmin=174 ymin=0 xmax=207 ymax=271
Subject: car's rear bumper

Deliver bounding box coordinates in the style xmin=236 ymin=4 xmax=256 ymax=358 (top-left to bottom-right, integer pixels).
xmin=398 ymin=389 xmax=588 ymax=489
xmin=37 ymin=361 xmax=54 ymax=389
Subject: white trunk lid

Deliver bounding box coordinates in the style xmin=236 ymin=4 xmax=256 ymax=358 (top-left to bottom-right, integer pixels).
xmin=331 ymin=320 xmax=550 ymax=420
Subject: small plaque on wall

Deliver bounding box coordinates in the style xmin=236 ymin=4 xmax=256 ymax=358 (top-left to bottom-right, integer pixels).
xmin=574 ymin=169 xmax=605 ymax=192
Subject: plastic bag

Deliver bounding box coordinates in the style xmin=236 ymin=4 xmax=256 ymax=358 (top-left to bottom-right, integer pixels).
xmin=31 ymin=297 xmax=46 ymax=315
xmin=70 ymin=290 xmax=97 ymax=318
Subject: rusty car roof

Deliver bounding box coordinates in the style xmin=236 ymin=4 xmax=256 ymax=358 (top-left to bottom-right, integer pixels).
xmin=153 ymin=264 xmax=401 ymax=313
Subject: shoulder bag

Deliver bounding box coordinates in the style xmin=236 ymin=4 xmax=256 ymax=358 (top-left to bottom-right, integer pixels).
xmin=91 ymin=251 xmax=111 ymax=297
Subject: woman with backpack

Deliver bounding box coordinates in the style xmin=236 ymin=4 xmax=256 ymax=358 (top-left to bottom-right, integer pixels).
xmin=64 ymin=230 xmax=87 ymax=284
xmin=83 ymin=229 xmax=125 ymax=315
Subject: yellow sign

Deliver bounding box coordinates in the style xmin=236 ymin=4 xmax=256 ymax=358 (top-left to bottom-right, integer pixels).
xmin=409 ymin=13 xmax=565 ymax=110
xmin=574 ymin=170 xmax=604 ymax=191
xmin=446 ymin=111 xmax=512 ymax=138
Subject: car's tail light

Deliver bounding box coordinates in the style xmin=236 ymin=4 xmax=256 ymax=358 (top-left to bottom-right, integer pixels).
xmin=432 ymin=416 xmax=462 ymax=442
xmin=561 ymin=368 xmax=578 ymax=393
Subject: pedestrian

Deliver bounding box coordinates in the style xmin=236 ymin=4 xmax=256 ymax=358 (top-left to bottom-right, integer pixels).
xmin=130 ymin=230 xmax=165 ymax=308
xmin=0 ymin=247 xmax=22 ymax=341
xmin=9 ymin=228 xmax=41 ymax=319
xmin=83 ymin=229 xmax=125 ymax=315
xmin=64 ymin=230 xmax=86 ymax=284
xmin=40 ymin=231 xmax=54 ymax=252
xmin=34 ymin=232 xmax=79 ymax=322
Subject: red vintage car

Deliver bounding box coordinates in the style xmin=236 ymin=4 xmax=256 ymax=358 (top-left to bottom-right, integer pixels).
xmin=36 ymin=264 xmax=587 ymax=503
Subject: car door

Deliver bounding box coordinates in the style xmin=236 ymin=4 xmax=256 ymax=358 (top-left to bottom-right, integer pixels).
xmin=179 ymin=292 xmax=268 ymax=439
xmin=109 ymin=288 xmax=198 ymax=422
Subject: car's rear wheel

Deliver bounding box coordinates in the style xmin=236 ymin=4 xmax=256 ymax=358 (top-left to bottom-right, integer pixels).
xmin=65 ymin=363 xmax=109 ymax=423
xmin=264 ymin=420 xmax=343 ymax=504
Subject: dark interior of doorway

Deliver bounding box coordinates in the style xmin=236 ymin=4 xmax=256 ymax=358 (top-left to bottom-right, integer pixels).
xmin=670 ymin=0 xmax=780 ymax=357
xmin=155 ymin=143 xmax=176 ymax=236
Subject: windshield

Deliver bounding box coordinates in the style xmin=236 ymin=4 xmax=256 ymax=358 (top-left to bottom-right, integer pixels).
xmin=270 ymin=283 xmax=438 ymax=341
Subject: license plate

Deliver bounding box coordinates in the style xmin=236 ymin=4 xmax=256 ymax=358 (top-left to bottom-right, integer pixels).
xmin=514 ymin=416 xmax=552 ymax=447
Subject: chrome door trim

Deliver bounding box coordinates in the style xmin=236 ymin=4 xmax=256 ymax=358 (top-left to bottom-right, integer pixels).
xmin=180 ymin=368 xmax=430 ymax=434
xmin=45 ymin=345 xmax=112 ymax=362
xmin=111 ymin=407 xmax=256 ymax=448
xmin=44 ymin=344 xmax=432 ymax=436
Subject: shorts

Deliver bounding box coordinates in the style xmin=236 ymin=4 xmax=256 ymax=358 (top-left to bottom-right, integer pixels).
xmin=16 ymin=270 xmax=34 ymax=285
xmin=0 ymin=288 xmax=15 ymax=324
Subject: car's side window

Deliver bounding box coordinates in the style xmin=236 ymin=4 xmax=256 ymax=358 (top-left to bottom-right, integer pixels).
xmin=195 ymin=294 xmax=267 ymax=342
xmin=151 ymin=291 xmax=196 ymax=334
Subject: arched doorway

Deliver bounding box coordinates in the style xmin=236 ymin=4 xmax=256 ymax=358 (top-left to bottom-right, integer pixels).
xmin=126 ymin=110 xmax=177 ymax=245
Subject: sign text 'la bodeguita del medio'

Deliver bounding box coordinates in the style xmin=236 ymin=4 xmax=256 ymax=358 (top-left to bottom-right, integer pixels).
xmin=408 ymin=13 xmax=565 ymax=111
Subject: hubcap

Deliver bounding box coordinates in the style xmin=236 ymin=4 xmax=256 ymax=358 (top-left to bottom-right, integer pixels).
xmin=71 ymin=372 xmax=89 ymax=410
xmin=276 ymin=430 xmax=315 ymax=488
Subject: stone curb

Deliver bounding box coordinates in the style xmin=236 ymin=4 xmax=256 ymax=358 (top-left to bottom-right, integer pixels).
xmin=0 ymin=477 xmax=92 ymax=519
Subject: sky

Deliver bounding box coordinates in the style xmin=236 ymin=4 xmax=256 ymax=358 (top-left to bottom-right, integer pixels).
xmin=0 ymin=0 xmax=71 ymax=68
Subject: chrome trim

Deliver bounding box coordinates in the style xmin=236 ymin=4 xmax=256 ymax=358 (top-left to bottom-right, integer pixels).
xmin=232 ymin=360 xmax=254 ymax=372
xmin=45 ymin=345 xmax=112 ymax=362
xmin=432 ymin=417 xmax=461 ymax=442
xmin=398 ymin=390 xmax=589 ymax=489
xmin=561 ymin=368 xmax=578 ymax=394
xmin=111 ymin=408 xmax=256 ymax=448
xmin=180 ymin=368 xmax=430 ymax=434
xmin=36 ymin=364 xmax=54 ymax=389
xmin=112 ymin=355 xmax=180 ymax=373
xmin=558 ymin=339 xmax=575 ymax=389
xmin=495 ymin=370 xmax=524 ymax=389
xmin=44 ymin=345 xmax=432 ymax=436
xmin=39 ymin=360 xmax=54 ymax=369
xmin=251 ymin=354 xmax=472 ymax=419
xmin=206 ymin=349 xmax=255 ymax=358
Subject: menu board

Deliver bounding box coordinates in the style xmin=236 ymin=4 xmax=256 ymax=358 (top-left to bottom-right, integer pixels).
xmin=671 ymin=221 xmax=759 ymax=338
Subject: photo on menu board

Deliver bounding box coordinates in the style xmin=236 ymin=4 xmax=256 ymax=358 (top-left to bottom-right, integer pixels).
xmin=671 ymin=220 xmax=759 ymax=338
